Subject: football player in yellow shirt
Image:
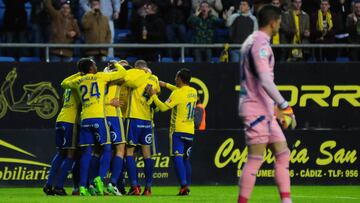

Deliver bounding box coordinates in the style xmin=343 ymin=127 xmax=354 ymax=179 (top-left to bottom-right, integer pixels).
xmin=43 ymin=72 xmax=81 ymax=196
xmin=147 ymin=68 xmax=197 ymax=196
xmin=124 ymin=60 xmax=160 ymax=196
xmin=61 ymin=58 xmax=126 ymax=196
xmin=101 ymin=60 xmax=131 ymax=195
xmin=113 ymin=60 xmax=133 ymax=195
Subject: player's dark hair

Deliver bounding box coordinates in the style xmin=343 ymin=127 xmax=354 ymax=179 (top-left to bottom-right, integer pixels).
xmin=257 ymin=5 xmax=282 ymax=28
xmin=134 ymin=60 xmax=148 ymax=68
xmin=77 ymin=58 xmax=95 ymax=73
xmin=177 ymin=68 xmax=191 ymax=84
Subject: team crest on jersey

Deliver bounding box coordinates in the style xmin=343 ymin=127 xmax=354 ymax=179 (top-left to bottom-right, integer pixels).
xmin=259 ymin=47 xmax=269 ymax=58
xmin=145 ymin=134 xmax=153 ymax=144
xmin=110 ymin=131 xmax=117 ymax=142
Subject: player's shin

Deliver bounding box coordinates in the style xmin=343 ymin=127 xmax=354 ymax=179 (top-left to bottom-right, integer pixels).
xmin=45 ymin=151 xmax=64 ymax=187
xmin=144 ymin=158 xmax=154 ymax=188
xmin=116 ymin=159 xmax=127 ymax=195
xmin=99 ymin=144 xmax=112 ymax=180
xmin=126 ymin=155 xmax=138 ymax=187
xmin=88 ymin=154 xmax=100 ymax=186
xmin=238 ymin=155 xmax=263 ymax=203
xmin=274 ymin=149 xmax=292 ymax=203
xmin=79 ymin=146 xmax=92 ymax=187
xmin=110 ymin=155 xmax=123 ymax=185
xmin=173 ymin=155 xmax=187 ymax=187
xmin=72 ymin=160 xmax=80 ymax=195
xmin=55 ymin=156 xmax=75 ymax=191
xmin=184 ymin=158 xmax=192 ymax=186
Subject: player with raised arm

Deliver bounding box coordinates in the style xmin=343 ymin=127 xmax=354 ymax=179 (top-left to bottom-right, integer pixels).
xmin=61 ymin=58 xmax=126 ymax=196
xmin=43 ymin=72 xmax=81 ymax=196
xmin=124 ymin=60 xmax=160 ymax=196
xmin=238 ymin=5 xmax=296 ymax=203
xmin=116 ymin=60 xmax=133 ymax=195
xmin=147 ymin=68 xmax=197 ymax=196
xmin=99 ymin=61 xmax=128 ymax=195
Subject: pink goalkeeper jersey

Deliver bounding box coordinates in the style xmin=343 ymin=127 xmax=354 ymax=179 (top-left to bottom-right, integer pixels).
xmin=238 ymin=31 xmax=275 ymax=117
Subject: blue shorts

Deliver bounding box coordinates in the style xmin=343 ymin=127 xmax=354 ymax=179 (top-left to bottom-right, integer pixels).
xmin=170 ymin=132 xmax=193 ymax=157
xmin=55 ymin=122 xmax=78 ymax=149
xmin=79 ymin=118 xmax=110 ymax=146
xmin=126 ymin=118 xmax=153 ymax=146
xmin=106 ymin=116 xmax=126 ymax=144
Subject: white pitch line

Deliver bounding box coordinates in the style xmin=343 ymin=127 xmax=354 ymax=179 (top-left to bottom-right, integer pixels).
xmin=293 ymin=195 xmax=360 ymax=200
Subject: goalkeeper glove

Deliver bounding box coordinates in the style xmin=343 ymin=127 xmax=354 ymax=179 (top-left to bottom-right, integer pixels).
xmin=275 ymin=102 xmax=297 ymax=130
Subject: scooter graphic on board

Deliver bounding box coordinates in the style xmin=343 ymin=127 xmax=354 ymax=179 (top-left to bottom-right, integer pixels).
xmin=0 ymin=68 xmax=60 ymax=119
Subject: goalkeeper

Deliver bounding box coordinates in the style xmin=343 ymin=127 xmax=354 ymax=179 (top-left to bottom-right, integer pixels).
xmin=237 ymin=5 xmax=295 ymax=203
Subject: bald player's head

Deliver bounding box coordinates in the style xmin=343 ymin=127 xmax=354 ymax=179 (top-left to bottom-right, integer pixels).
xmin=134 ymin=60 xmax=148 ymax=69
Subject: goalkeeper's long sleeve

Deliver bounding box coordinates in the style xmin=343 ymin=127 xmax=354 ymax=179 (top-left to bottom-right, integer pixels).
xmin=259 ymin=72 xmax=286 ymax=106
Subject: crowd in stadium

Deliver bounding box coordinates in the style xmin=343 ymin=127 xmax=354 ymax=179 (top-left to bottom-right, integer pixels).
xmin=0 ymin=0 xmax=359 ymax=62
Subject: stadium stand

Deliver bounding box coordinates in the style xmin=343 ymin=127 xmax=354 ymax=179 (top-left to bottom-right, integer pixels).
xmin=19 ymin=57 xmax=41 ymax=62
xmin=0 ymin=56 xmax=15 ymax=62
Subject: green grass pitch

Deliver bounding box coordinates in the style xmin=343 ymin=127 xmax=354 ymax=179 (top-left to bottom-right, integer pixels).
xmin=0 ymin=186 xmax=359 ymax=203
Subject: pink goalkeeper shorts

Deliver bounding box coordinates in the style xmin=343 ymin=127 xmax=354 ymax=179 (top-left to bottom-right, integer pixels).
xmin=243 ymin=115 xmax=286 ymax=145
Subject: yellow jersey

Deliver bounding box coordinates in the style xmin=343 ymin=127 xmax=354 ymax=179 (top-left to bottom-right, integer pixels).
xmin=126 ymin=74 xmax=160 ymax=121
xmin=121 ymin=68 xmax=151 ymax=118
xmin=56 ymin=73 xmax=81 ymax=124
xmin=119 ymin=85 xmax=130 ymax=118
xmin=165 ymin=86 xmax=197 ymax=134
xmin=104 ymin=82 xmax=122 ymax=118
xmin=61 ymin=65 xmax=126 ymax=120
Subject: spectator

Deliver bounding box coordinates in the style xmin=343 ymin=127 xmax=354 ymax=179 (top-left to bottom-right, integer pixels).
xmin=130 ymin=3 xmax=166 ymax=43
xmin=280 ymin=0 xmax=311 ymax=61
xmin=2 ymin=0 xmax=29 ymax=58
xmin=192 ymin=0 xmax=223 ymax=17
xmin=271 ymin=0 xmax=287 ymax=12
xmin=80 ymin=0 xmax=121 ymax=58
xmin=53 ymin=0 xmax=80 ymax=19
xmin=45 ymin=0 xmax=81 ymax=62
xmin=194 ymin=96 xmax=206 ymax=131
xmin=30 ymin=0 xmax=51 ymax=58
xmin=162 ymin=0 xmax=191 ymax=57
xmin=188 ymin=1 xmax=223 ymax=62
xmin=271 ymin=0 xmax=282 ymax=43
xmin=332 ymin=0 xmax=352 ymax=57
xmin=311 ymin=0 xmax=336 ymax=61
xmin=130 ymin=2 xmax=166 ymax=60
xmin=281 ymin=0 xmax=293 ymax=11
xmin=116 ymin=0 xmax=128 ymax=28
xmin=82 ymin=0 xmax=111 ymax=62
xmin=271 ymin=0 xmax=281 ymax=7
xmin=271 ymin=0 xmax=285 ymax=60
xmin=224 ymin=0 xmax=257 ymax=62
xmin=346 ymin=0 xmax=360 ymax=60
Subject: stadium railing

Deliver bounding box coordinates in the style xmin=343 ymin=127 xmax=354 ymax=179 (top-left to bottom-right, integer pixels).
xmin=0 ymin=43 xmax=358 ymax=63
